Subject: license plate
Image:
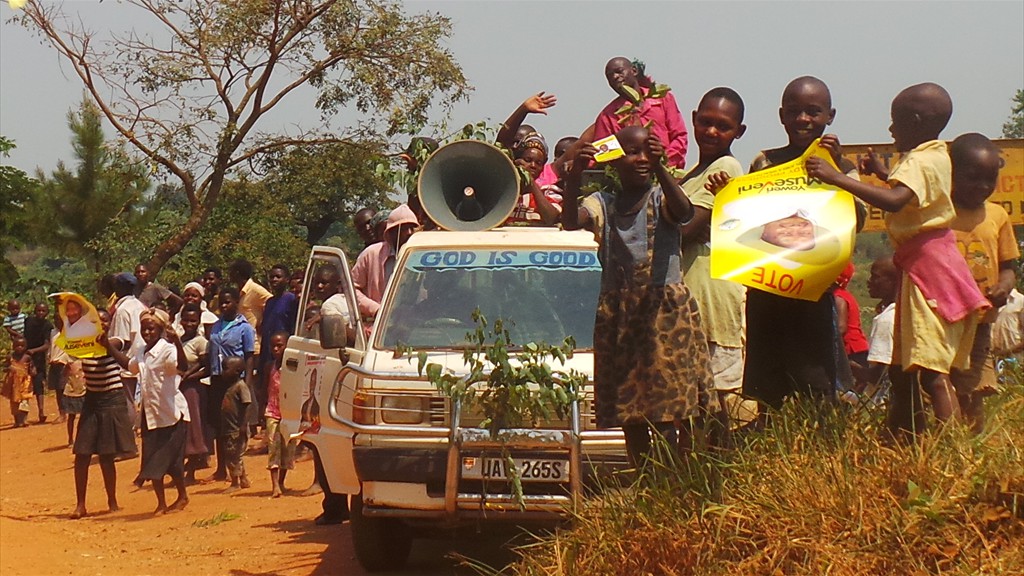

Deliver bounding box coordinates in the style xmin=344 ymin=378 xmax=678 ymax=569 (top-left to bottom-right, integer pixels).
xmin=461 ymin=456 xmax=569 ymax=482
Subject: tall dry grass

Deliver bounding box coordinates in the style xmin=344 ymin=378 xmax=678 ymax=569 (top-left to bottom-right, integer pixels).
xmin=506 ymin=368 xmax=1024 ymax=575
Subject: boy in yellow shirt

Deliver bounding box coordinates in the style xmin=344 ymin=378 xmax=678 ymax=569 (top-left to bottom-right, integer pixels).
xmin=947 ymin=133 xmax=1019 ymax=434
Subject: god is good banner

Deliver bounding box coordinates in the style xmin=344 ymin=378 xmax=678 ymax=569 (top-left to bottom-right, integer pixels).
xmin=50 ymin=292 xmax=106 ymax=358
xmin=710 ymin=141 xmax=856 ymax=302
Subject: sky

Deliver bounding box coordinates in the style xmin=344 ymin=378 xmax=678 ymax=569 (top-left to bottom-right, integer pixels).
xmin=1 ymin=1 xmax=1022 ymax=176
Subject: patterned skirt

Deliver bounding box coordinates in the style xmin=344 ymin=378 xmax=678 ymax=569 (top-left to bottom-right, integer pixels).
xmin=593 ymin=283 xmax=711 ymax=429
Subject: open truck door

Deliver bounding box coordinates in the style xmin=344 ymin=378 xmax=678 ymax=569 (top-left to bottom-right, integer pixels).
xmin=279 ymin=246 xmax=364 ymax=495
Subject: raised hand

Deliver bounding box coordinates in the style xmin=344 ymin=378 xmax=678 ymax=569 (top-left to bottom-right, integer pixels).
xmin=858 ymin=147 xmax=888 ymax=180
xmin=647 ymin=133 xmax=666 ymax=163
xmin=523 ymin=92 xmax=557 ymax=115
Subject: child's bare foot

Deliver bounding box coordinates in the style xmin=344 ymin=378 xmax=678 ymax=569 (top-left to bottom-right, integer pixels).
xmin=70 ymin=506 xmax=87 ymax=519
xmin=240 ymin=476 xmax=251 ymax=489
xmin=153 ymin=505 xmax=168 ymax=516
xmin=108 ymin=500 xmax=121 ymax=512
xmin=223 ymin=485 xmax=241 ymax=495
xmin=167 ymin=497 xmax=189 ymax=512
xmin=271 ymin=489 xmax=282 ymax=499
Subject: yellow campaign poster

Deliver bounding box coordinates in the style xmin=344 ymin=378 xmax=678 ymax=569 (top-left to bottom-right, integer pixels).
xmin=710 ymin=141 xmax=856 ymax=302
xmin=842 ymin=139 xmax=1024 ymax=232
xmin=50 ymin=292 xmax=106 ymax=358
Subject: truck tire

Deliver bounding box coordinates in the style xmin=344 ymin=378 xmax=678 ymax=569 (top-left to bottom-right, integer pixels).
xmin=350 ymin=492 xmax=413 ymax=572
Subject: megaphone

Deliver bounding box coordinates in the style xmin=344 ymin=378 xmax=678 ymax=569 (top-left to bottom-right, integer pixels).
xmin=417 ymin=140 xmax=521 ymax=231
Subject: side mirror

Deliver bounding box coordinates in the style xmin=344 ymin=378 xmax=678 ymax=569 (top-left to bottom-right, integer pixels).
xmin=319 ymin=314 xmax=350 ymax=350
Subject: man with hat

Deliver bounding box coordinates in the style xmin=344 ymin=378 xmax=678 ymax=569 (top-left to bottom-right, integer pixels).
xmin=351 ymin=204 xmax=419 ymax=325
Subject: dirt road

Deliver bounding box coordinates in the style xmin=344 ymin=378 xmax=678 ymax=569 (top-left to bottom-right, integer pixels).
xmin=0 ymin=400 xmax=516 ymax=576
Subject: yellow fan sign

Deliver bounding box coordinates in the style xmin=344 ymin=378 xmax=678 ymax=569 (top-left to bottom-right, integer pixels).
xmin=50 ymin=292 xmax=106 ymax=358
xmin=710 ymin=140 xmax=856 ymax=302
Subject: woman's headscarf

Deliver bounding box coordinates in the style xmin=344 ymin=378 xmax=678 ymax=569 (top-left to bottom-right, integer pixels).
xmin=140 ymin=308 xmax=171 ymax=333
xmin=173 ymin=281 xmax=219 ymax=335
xmin=515 ymin=132 xmax=548 ymax=160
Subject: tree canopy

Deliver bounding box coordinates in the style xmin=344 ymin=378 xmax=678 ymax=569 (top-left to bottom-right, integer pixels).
xmin=1003 ymin=89 xmax=1024 ymax=139
xmin=0 ymin=136 xmax=39 ymax=285
xmin=261 ymin=142 xmax=393 ymax=245
xmin=29 ymin=99 xmax=150 ymax=271
xmin=16 ymin=0 xmax=470 ymax=273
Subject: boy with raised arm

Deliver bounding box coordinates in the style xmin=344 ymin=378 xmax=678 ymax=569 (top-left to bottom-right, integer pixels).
xmin=806 ymin=83 xmax=990 ymax=441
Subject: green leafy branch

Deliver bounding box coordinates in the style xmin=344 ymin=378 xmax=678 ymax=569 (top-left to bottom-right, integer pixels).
xmin=401 ymin=309 xmax=585 ymax=438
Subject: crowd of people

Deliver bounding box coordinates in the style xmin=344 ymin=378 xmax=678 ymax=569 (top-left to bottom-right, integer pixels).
xmin=2 ymin=56 xmax=1022 ymax=519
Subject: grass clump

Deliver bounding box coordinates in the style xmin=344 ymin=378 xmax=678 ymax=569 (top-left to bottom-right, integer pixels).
xmin=192 ymin=511 xmax=241 ymax=528
xmin=507 ymin=375 xmax=1024 ymax=575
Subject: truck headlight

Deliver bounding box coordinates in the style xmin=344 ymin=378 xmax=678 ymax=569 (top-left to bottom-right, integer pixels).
xmin=380 ymin=395 xmax=427 ymax=424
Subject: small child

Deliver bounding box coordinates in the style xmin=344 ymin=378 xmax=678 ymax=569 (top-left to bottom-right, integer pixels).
xmin=679 ymin=87 xmax=747 ymax=439
xmin=265 ymin=332 xmax=298 ymax=498
xmin=948 ymin=133 xmax=1020 ymax=434
xmin=2 ymin=335 xmax=36 ymax=427
xmin=62 ymin=360 xmax=86 ymax=447
xmin=849 ymin=257 xmax=900 ymax=402
xmin=806 ymin=83 xmax=990 ymax=441
xmin=833 ymin=262 xmax=869 ymax=367
xmin=220 ymin=355 xmax=252 ymax=493
xmin=3 ymin=299 xmax=27 ymax=337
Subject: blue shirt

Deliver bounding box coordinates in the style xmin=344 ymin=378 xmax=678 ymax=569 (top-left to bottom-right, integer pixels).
xmin=208 ymin=315 xmax=256 ymax=376
xmin=260 ymin=292 xmax=297 ymax=362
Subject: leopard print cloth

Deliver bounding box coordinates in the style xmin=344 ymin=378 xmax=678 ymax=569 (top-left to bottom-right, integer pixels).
xmin=591 ymin=188 xmax=711 ymax=428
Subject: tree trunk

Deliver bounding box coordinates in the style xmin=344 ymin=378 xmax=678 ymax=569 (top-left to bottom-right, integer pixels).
xmin=145 ymin=171 xmax=224 ymax=275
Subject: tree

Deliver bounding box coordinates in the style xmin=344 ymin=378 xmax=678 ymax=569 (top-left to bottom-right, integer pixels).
xmin=30 ymin=99 xmax=151 ymax=271
xmin=16 ymin=0 xmax=470 ymax=273
xmin=91 ymin=177 xmax=309 ymax=289
xmin=262 ymin=142 xmax=393 ymax=245
xmin=0 ymin=136 xmax=39 ymax=286
xmin=1003 ymin=89 xmax=1024 ymax=138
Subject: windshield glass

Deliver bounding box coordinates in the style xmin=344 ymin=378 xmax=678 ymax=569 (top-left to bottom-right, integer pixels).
xmin=377 ymin=248 xmax=600 ymax=350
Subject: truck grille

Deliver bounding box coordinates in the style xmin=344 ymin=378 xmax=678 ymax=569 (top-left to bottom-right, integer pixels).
xmin=424 ymin=393 xmax=597 ymax=430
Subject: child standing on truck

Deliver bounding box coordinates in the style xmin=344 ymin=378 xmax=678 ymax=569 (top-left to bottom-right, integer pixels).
xmin=709 ymin=76 xmax=860 ymax=420
xmin=220 ymin=356 xmax=252 ymax=493
xmin=265 ymin=332 xmax=297 ymax=498
xmin=679 ymin=87 xmax=747 ymax=439
xmin=947 ymin=133 xmax=1019 ymax=435
xmin=563 ymin=126 xmax=711 ymax=466
xmin=806 ymin=83 xmax=990 ymax=441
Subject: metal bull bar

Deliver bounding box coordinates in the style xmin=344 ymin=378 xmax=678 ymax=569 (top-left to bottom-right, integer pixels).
xmin=327 ymin=364 xmax=584 ymax=517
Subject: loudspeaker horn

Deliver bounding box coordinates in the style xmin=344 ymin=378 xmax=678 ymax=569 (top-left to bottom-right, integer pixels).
xmin=417 ymin=140 xmax=520 ymax=231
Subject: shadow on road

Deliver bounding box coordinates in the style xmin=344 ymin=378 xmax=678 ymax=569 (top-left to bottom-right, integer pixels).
xmin=242 ymin=516 xmax=528 ymax=576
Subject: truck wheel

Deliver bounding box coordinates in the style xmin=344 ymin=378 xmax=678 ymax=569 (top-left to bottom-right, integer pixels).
xmin=349 ymin=492 xmax=413 ymax=572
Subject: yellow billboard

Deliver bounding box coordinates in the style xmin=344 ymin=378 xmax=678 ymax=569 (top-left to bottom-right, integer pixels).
xmin=841 ymin=139 xmax=1024 ymax=232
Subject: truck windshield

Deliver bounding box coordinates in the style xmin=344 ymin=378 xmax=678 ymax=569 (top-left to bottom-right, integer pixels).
xmin=377 ymin=248 xmax=601 ymax=350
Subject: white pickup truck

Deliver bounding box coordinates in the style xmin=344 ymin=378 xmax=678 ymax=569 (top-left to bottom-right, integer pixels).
xmin=279 ymin=227 xmax=626 ymax=572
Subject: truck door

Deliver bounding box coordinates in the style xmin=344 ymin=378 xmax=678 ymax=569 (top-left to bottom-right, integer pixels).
xmin=279 ymin=246 xmax=364 ymax=495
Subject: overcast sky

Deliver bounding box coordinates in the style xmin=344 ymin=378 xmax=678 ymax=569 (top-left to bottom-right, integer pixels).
xmin=2 ymin=1 xmax=1022 ymax=176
